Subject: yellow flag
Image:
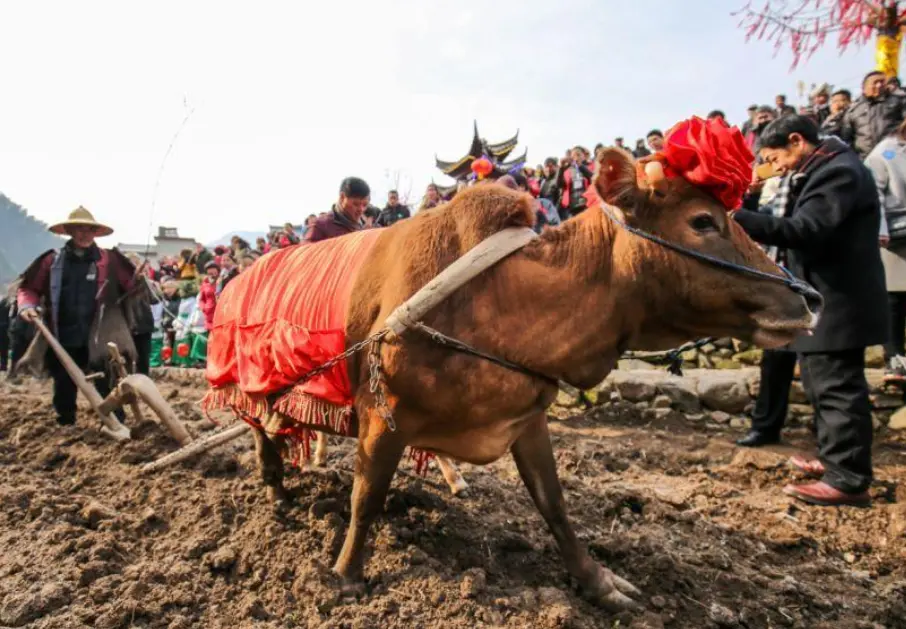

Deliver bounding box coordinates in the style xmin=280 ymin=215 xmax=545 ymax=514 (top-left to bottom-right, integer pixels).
xmin=877 ymin=33 xmax=902 ymax=78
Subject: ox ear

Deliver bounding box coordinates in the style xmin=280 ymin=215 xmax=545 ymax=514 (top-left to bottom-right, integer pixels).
xmin=594 ymin=148 xmax=643 ymax=210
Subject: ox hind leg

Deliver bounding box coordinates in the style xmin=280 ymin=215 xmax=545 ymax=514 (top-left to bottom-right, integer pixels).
xmin=511 ymin=413 xmax=641 ymax=612
xmin=251 ymin=413 xmax=291 ymax=508
xmin=313 ymin=431 xmax=329 ymax=468
xmin=333 ymin=406 xmax=405 ymax=593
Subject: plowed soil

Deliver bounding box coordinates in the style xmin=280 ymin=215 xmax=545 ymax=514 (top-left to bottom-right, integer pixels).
xmin=0 ymin=376 xmax=904 ymax=629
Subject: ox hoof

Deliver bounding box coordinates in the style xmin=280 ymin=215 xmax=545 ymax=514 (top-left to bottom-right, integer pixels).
xmin=448 ymin=478 xmax=470 ymax=497
xmin=581 ymin=565 xmax=642 ymax=612
xmin=267 ymin=487 xmax=293 ymax=511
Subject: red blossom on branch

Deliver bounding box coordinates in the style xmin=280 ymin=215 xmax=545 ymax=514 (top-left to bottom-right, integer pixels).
xmin=734 ymin=0 xmax=904 ymax=68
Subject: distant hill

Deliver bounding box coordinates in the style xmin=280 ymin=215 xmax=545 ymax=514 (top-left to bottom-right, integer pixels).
xmin=0 ymin=250 xmax=16 ymax=288
xmin=206 ymin=230 xmax=266 ymax=248
xmin=0 ymin=193 xmax=63 ymax=287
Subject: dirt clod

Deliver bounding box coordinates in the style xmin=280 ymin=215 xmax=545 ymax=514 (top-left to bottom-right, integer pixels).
xmin=460 ymin=568 xmax=487 ymax=599
xmin=81 ymin=500 xmax=117 ymax=527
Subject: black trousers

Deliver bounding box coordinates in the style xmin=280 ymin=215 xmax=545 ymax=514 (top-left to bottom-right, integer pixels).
xmin=751 ymin=348 xmax=797 ymax=436
xmin=883 ymin=291 xmax=906 ymax=360
xmin=45 ymin=346 xmax=120 ymax=424
xmin=799 ymin=349 xmax=874 ymax=494
xmin=0 ymin=328 xmax=9 ymax=371
xmin=133 ymin=333 xmax=151 ymax=376
xmin=9 ymin=324 xmax=32 ymax=368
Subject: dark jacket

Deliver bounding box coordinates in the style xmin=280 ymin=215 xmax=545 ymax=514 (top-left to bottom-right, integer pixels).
xmin=305 ymin=207 xmax=363 ymax=243
xmin=734 ymin=138 xmax=888 ymax=353
xmin=0 ymin=297 xmax=9 ymax=333
xmin=539 ymin=173 xmax=560 ymax=205
xmin=842 ymin=94 xmax=906 ymax=157
xmin=814 ymin=104 xmax=831 ymax=127
xmin=193 ymin=247 xmax=214 ymax=272
xmin=19 ymin=243 xmax=137 ymax=348
xmin=376 ymin=204 xmax=411 ymax=227
xmin=820 ymin=111 xmax=846 ymax=139
xmin=127 ymin=279 xmax=156 ymax=336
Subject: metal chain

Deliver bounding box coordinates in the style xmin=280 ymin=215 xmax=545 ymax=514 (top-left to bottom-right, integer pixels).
xmin=299 ymin=329 xmax=389 ymax=386
xmin=368 ymin=335 xmax=396 ymax=431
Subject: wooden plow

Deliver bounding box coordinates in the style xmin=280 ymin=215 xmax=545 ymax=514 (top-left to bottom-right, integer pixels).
xmin=32 ymin=319 xmax=191 ymax=446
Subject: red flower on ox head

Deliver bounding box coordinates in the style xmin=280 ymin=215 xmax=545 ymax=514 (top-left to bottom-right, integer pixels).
xmin=659 ymin=116 xmax=754 ymax=211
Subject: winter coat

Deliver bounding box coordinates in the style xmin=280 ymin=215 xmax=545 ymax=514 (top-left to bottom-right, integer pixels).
xmin=842 ymin=94 xmax=906 ymax=157
xmin=18 ymin=243 xmax=136 ymax=344
xmin=197 ymin=277 xmax=218 ymax=331
xmin=865 ymin=136 xmax=906 ymax=292
xmin=305 ymin=207 xmax=363 ymax=243
xmin=734 ymin=137 xmax=889 ymax=353
xmin=376 ymin=204 xmax=411 ymax=227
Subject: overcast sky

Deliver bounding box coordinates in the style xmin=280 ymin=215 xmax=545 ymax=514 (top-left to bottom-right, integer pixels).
xmin=0 ymin=0 xmax=879 ymax=247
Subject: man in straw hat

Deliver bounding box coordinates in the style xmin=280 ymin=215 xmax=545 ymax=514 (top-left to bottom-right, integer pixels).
xmin=17 ymin=206 xmax=138 ymax=426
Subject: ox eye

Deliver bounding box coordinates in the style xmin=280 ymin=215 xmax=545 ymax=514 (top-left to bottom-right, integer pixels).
xmin=690 ymin=214 xmax=718 ymax=233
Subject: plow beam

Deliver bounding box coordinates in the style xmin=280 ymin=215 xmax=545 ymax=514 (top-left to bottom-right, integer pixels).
xmin=99 ymin=373 xmax=193 ymax=445
xmin=33 ymin=319 xmax=131 ymax=441
xmin=140 ymin=422 xmax=250 ymax=474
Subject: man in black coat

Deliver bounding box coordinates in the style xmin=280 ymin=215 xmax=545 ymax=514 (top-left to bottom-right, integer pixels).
xmin=376 ymin=190 xmax=411 ymax=227
xmin=733 ymin=114 xmax=888 ymax=507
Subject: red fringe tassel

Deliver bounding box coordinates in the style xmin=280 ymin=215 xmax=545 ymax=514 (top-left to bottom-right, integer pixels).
xmin=202 ymin=384 xmax=434 ymax=476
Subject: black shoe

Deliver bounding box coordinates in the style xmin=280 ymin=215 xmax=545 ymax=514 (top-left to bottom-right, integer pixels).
xmin=56 ymin=415 xmax=76 ymax=426
xmin=736 ymin=430 xmax=780 ymax=448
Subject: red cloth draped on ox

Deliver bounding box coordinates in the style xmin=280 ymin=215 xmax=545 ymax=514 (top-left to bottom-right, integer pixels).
xmin=201 ymin=229 xmax=433 ymax=472
xmin=205 ymin=230 xmax=381 ymax=408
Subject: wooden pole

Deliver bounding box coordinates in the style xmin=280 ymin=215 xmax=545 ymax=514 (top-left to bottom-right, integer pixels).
xmin=140 ymin=422 xmax=249 ymax=474
xmin=32 ymin=319 xmax=131 ymax=441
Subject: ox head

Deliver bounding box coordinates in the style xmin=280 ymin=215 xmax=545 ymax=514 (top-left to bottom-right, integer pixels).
xmin=594 ymin=148 xmax=820 ymax=350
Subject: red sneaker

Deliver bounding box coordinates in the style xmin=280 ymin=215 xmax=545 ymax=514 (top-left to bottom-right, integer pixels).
xmin=783 ymin=481 xmax=870 ymax=507
xmin=789 ymin=455 xmax=825 ymax=477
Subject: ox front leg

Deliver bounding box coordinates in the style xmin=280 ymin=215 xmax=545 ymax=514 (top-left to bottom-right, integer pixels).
xmin=436 ymin=456 xmax=469 ymax=496
xmin=511 ymin=414 xmax=641 ymax=612
xmin=333 ymin=410 xmax=405 ymax=596
xmin=250 ymin=424 xmax=291 ymax=509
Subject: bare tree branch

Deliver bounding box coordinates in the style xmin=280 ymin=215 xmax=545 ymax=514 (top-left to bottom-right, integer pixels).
xmin=734 ymin=0 xmax=889 ymax=68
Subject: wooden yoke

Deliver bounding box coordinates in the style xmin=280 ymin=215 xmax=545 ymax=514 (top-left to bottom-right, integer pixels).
xmin=384 ymin=227 xmax=537 ymax=335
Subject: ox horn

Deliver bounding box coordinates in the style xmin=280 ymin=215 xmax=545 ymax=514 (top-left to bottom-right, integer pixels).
xmin=644 ymin=160 xmax=668 ymax=196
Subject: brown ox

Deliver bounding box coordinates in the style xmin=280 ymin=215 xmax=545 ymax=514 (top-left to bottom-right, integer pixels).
xmin=252 ymin=149 xmax=817 ymax=611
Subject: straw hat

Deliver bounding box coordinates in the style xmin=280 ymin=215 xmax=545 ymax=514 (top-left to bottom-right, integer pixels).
xmin=48 ymin=206 xmax=113 ymax=237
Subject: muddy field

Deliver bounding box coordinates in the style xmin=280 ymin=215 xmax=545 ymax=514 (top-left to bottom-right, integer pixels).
xmin=0 ymin=376 xmax=904 ymax=629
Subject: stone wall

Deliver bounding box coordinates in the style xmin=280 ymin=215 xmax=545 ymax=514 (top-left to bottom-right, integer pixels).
xmin=669 ymin=339 xmax=887 ymax=372
xmin=561 ymin=367 xmax=906 ymax=432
